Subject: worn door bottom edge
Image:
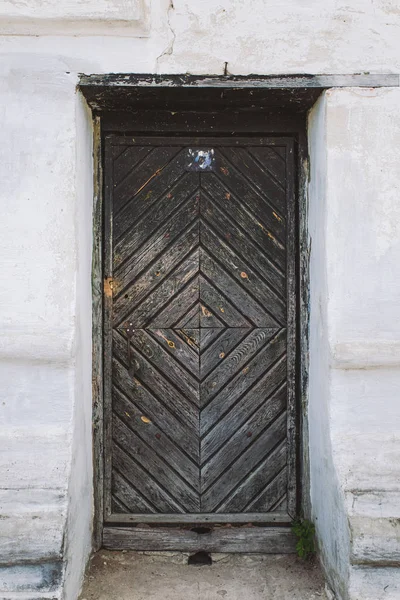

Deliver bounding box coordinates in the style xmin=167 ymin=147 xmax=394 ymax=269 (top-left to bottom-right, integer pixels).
xmin=103 ymin=526 xmax=296 ymax=553
xmin=105 ymin=511 xmax=291 ymax=524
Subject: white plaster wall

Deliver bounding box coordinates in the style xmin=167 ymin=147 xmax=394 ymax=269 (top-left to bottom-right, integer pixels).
xmin=309 ymin=88 xmax=400 ymax=599
xmin=0 ymin=0 xmax=400 ymax=75
xmin=0 ymin=55 xmax=93 ymax=600
xmin=328 ymin=88 xmax=400 ymax=600
xmin=62 ymin=95 xmax=94 ymax=600
xmin=0 ymin=68 xmax=94 ymax=600
xmin=0 ymin=59 xmax=78 ymax=600
xmin=0 ymin=0 xmax=148 ymax=36
xmin=308 ymin=95 xmax=351 ymax=600
xmin=0 ymin=2 xmax=399 ymax=599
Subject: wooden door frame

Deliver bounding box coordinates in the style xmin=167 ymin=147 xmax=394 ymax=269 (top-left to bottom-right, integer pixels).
xmin=87 ymin=78 xmax=315 ymax=551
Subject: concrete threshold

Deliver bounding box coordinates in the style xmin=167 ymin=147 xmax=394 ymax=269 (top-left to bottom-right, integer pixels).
xmin=80 ymin=551 xmax=328 ymax=600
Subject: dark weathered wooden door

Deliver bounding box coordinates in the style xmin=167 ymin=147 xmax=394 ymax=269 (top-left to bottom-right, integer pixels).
xmin=103 ymin=135 xmax=297 ymax=550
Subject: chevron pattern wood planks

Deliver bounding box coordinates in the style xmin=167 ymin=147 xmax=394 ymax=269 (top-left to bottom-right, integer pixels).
xmin=103 ymin=136 xmax=298 ymax=529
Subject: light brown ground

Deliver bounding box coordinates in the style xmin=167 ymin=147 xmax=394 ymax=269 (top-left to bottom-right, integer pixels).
xmin=80 ymin=551 xmax=328 ymax=600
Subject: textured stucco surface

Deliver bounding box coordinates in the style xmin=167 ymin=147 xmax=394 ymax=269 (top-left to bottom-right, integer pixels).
xmin=308 ymin=88 xmax=400 ymax=599
xmin=0 ymin=2 xmax=399 ymax=599
xmin=1 ymin=0 xmax=400 ymax=74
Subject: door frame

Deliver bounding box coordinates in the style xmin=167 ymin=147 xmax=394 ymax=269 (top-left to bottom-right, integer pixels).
xmin=88 ymin=80 xmax=312 ymax=551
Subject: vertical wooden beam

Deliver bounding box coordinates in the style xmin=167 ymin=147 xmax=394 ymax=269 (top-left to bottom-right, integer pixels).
xmin=298 ymin=127 xmax=311 ymax=518
xmin=102 ymin=137 xmax=115 ymax=521
xmin=92 ymin=115 xmax=104 ymax=550
xmin=286 ymin=138 xmax=298 ymax=519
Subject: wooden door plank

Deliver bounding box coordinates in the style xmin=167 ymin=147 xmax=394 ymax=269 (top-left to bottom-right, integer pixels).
xmin=204 ymin=151 xmax=286 ymax=238
xmin=201 ymin=386 xmax=287 ymax=492
xmin=113 ymin=221 xmax=198 ymax=319
xmin=113 ymin=146 xmax=152 ymax=187
xmin=202 ymin=176 xmax=286 ymax=272
xmin=245 ymin=467 xmax=288 ymax=512
xmin=177 ymin=328 xmax=200 ymax=352
xmin=174 ymin=303 xmax=200 ymax=329
xmin=200 ymin=192 xmax=285 ymax=296
xmin=113 ymin=331 xmax=198 ymax=433
xmin=106 ymin=511 xmax=291 ymax=524
xmin=199 ymin=327 xmax=225 ymax=351
xmin=112 ymin=354 xmax=199 ymax=461
xmin=112 ymin=497 xmax=130 ymax=514
xmin=147 ymin=328 xmax=199 ymax=378
xmin=201 ymin=357 xmax=287 ymax=461
xmin=114 ymin=176 xmax=199 ymax=275
xmin=200 ymin=328 xmax=249 ymax=380
xmin=200 ymin=221 xmax=286 ymax=324
xmin=112 ymin=386 xmax=199 ymax=487
xmin=247 ymin=146 xmax=286 ymax=189
xmin=103 ymin=526 xmax=296 ymax=553
xmin=219 ymin=444 xmax=287 ymax=513
xmin=113 ymin=416 xmax=200 ymax=512
xmin=113 ymin=173 xmax=200 ymax=270
xmin=147 ymin=281 xmax=200 ymax=329
xmin=112 ymin=470 xmax=157 ymax=514
xmin=199 ymin=304 xmax=226 ymax=328
xmin=113 ymin=250 xmax=199 ymax=327
xmin=112 ymin=444 xmax=186 ymax=514
xmin=199 ymin=275 xmax=251 ymax=328
xmin=201 ymin=328 xmax=286 ymax=434
xmin=114 ymin=149 xmax=195 ymax=241
xmin=200 ymin=248 xmax=280 ymax=327
xmin=132 ymin=328 xmax=199 ymax=404
xmin=218 ymin=147 xmax=286 ymax=215
xmin=200 ymin=328 xmax=279 ymax=414
xmin=113 ymin=146 xmax=182 ymax=218
xmin=101 ymin=109 xmax=307 ymax=133
xmin=201 ymin=412 xmax=287 ymax=511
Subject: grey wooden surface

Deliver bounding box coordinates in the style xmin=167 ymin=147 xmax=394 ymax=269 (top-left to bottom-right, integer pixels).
xmin=103 ymin=526 xmax=296 ymax=553
xmin=102 ymin=134 xmax=299 ymax=549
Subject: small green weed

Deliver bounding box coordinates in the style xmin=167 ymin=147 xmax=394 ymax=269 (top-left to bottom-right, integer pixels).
xmin=291 ymin=518 xmax=316 ymax=560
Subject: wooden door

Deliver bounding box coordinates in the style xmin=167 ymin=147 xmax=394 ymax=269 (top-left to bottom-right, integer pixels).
xmin=103 ymin=135 xmax=298 ymax=551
